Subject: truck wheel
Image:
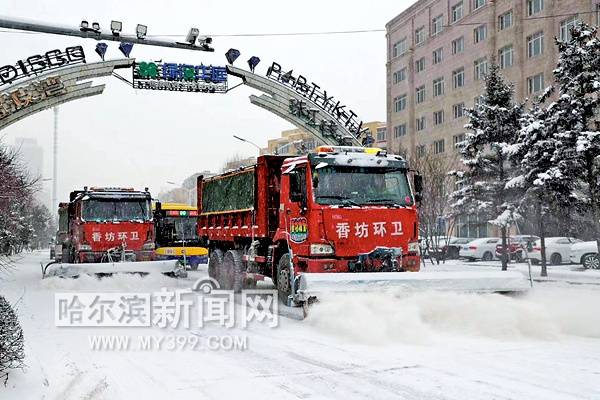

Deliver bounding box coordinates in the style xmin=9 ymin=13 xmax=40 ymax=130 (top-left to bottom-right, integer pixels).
xmin=277 ymin=254 xmax=292 ymax=304
xmin=208 ymin=249 xmax=223 ymax=281
xmin=221 ymin=250 xmax=244 ymax=293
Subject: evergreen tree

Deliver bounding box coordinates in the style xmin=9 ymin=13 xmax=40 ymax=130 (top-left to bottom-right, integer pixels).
xmin=450 ymin=63 xmax=523 ymax=270
xmin=507 ymin=94 xmax=574 ymax=276
xmin=542 ymin=23 xmax=600 ymax=253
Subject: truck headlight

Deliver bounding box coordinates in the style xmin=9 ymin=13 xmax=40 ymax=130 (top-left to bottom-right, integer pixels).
xmin=142 ymin=242 xmax=155 ymax=250
xmin=310 ymin=243 xmax=334 ymax=255
xmin=78 ymin=244 xmax=92 ymax=251
xmin=407 ymin=241 xmax=419 ymax=253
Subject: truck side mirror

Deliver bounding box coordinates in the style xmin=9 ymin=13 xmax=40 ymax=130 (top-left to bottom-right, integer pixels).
xmin=414 ymin=174 xmax=423 ymax=195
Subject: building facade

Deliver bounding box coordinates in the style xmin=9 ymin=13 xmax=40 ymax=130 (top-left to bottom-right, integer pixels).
xmin=386 ymin=0 xmax=600 ymax=158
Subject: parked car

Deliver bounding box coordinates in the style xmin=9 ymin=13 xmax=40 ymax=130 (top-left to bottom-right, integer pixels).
xmin=441 ymin=237 xmax=474 ymax=259
xmin=459 ymin=237 xmax=500 ymax=261
xmin=495 ymin=235 xmax=539 ymax=262
xmin=528 ymin=237 xmax=582 ymax=265
xmin=569 ymin=241 xmax=600 ymax=269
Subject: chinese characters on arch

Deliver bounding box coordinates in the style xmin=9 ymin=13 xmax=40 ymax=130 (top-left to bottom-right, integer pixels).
xmin=133 ymin=61 xmax=228 ymax=93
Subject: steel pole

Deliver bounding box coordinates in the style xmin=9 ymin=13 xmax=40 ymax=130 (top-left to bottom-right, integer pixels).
xmin=52 ymin=107 xmax=58 ymax=214
xmin=0 ymin=15 xmax=214 ymax=52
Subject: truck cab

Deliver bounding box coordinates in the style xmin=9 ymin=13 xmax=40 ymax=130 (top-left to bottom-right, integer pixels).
xmin=275 ymin=146 xmax=420 ymax=275
xmin=63 ymin=187 xmax=155 ymax=263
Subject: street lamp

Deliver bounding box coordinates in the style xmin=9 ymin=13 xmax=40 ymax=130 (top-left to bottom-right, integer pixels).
xmin=232 ymin=134 xmax=261 ymax=152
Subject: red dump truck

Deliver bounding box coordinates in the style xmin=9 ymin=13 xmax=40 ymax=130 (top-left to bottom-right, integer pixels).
xmin=197 ymin=146 xmax=424 ymax=306
xmin=61 ymin=187 xmax=156 ymax=263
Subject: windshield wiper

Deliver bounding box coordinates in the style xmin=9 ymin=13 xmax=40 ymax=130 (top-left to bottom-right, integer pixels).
xmin=364 ymin=199 xmax=406 ymax=208
xmin=316 ymin=195 xmax=360 ymax=207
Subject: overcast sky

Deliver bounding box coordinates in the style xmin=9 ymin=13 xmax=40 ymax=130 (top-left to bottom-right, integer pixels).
xmin=0 ymin=0 xmax=413 ymax=207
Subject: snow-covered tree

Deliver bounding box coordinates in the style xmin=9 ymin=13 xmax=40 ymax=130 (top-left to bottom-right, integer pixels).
xmin=0 ymin=295 xmax=25 ymax=384
xmin=507 ymin=95 xmax=575 ymax=276
xmin=543 ymin=23 xmax=600 ymax=252
xmin=450 ymin=63 xmax=523 ymax=270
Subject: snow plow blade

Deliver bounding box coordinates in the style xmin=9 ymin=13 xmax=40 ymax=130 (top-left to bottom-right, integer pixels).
xmin=41 ymin=260 xmax=186 ymax=279
xmin=294 ymin=270 xmax=530 ymax=304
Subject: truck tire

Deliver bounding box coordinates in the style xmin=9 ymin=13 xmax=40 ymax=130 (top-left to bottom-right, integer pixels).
xmin=208 ymin=249 xmax=223 ymax=281
xmin=221 ymin=250 xmax=244 ymax=293
xmin=277 ymin=253 xmax=292 ymax=304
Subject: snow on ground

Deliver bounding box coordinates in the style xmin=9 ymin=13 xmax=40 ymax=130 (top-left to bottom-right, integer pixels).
xmin=1 ymin=251 xmax=600 ymax=399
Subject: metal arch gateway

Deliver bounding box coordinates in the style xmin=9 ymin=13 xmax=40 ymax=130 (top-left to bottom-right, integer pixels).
xmin=0 ymin=59 xmax=134 ymax=131
xmin=226 ymin=65 xmax=362 ymax=147
xmin=0 ymin=57 xmax=366 ymax=147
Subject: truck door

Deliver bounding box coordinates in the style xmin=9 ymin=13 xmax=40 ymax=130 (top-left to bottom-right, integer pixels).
xmin=285 ymin=167 xmax=310 ymax=250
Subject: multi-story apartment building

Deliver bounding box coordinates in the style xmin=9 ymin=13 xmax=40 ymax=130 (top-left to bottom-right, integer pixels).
xmin=386 ymin=0 xmax=600 ymax=158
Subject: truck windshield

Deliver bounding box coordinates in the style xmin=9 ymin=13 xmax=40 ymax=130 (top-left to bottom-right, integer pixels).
xmin=312 ymin=166 xmax=413 ymax=206
xmin=82 ymin=199 xmax=151 ymax=222
xmin=157 ymin=217 xmax=199 ymax=245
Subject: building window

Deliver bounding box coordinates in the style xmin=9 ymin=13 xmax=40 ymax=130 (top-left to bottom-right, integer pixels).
xmin=560 ymin=16 xmax=579 ymax=42
xmin=393 ymin=67 xmax=406 ymax=84
xmin=474 ymin=58 xmax=488 ymax=80
xmin=376 ymin=127 xmax=387 ymax=142
xmin=392 ymin=38 xmax=407 ymax=58
xmin=415 ymin=26 xmax=426 ymax=45
xmin=433 ymin=47 xmax=443 ymax=65
xmin=416 ymin=85 xmax=426 ymax=104
xmin=416 ymin=145 xmax=426 ymax=158
xmin=432 ymin=15 xmax=444 ymax=36
xmin=527 ymin=73 xmax=544 ymax=94
xmin=498 ymin=45 xmax=514 ymax=69
xmin=434 ymin=110 xmax=445 ymax=126
xmin=416 ymin=116 xmax=426 ymax=131
xmin=474 ymin=95 xmax=483 ymax=107
xmin=527 ymin=31 xmax=544 ymax=58
xmin=473 ymin=0 xmax=486 ymax=10
xmin=527 ymin=0 xmax=544 ymax=16
xmin=452 ymin=36 xmax=464 ymax=54
xmin=393 ymin=124 xmax=407 ymax=138
xmin=434 ymin=139 xmax=445 ymax=154
xmin=415 ymin=57 xmax=426 ymax=73
xmin=453 ymin=134 xmax=466 ymax=149
xmin=498 ymin=10 xmax=513 ymax=30
xmin=453 ymin=103 xmax=465 ymax=119
xmin=433 ymin=77 xmax=444 ymax=97
xmin=597 ymin=3 xmax=600 ymax=26
xmin=394 ymin=94 xmax=407 ymax=112
xmin=453 ymin=67 xmax=465 ymax=88
xmin=474 ymin=24 xmax=487 ymax=43
xmin=452 ymin=1 xmax=464 ymax=23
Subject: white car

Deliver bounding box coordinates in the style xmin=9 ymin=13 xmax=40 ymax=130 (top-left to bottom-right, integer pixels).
xmin=529 ymin=237 xmax=582 ymax=265
xmin=569 ymin=241 xmax=599 ymax=269
xmin=459 ymin=237 xmax=500 ymax=261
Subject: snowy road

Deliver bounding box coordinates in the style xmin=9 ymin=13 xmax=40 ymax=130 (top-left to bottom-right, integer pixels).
xmin=2 ymin=251 xmax=600 ymax=399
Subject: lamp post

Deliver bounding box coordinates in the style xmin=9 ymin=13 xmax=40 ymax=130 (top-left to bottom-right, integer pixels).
xmin=232 ymin=134 xmax=261 ymax=152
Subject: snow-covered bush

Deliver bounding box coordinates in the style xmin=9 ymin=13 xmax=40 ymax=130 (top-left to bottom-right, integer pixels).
xmin=0 ymin=295 xmax=25 ymax=384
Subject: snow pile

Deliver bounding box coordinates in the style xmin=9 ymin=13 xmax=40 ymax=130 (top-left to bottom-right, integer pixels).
xmin=306 ymin=288 xmax=600 ymax=344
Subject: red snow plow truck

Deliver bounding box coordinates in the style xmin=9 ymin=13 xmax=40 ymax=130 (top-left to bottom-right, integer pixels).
xmin=198 ymin=146 xmax=529 ymax=308
xmin=43 ymin=187 xmax=185 ymax=278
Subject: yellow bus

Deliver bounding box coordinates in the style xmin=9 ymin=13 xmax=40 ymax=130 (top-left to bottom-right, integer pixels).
xmin=153 ymin=202 xmax=208 ymax=270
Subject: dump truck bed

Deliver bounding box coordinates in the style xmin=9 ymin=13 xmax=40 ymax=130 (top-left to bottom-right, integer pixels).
xmin=197 ymin=155 xmax=288 ymax=241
